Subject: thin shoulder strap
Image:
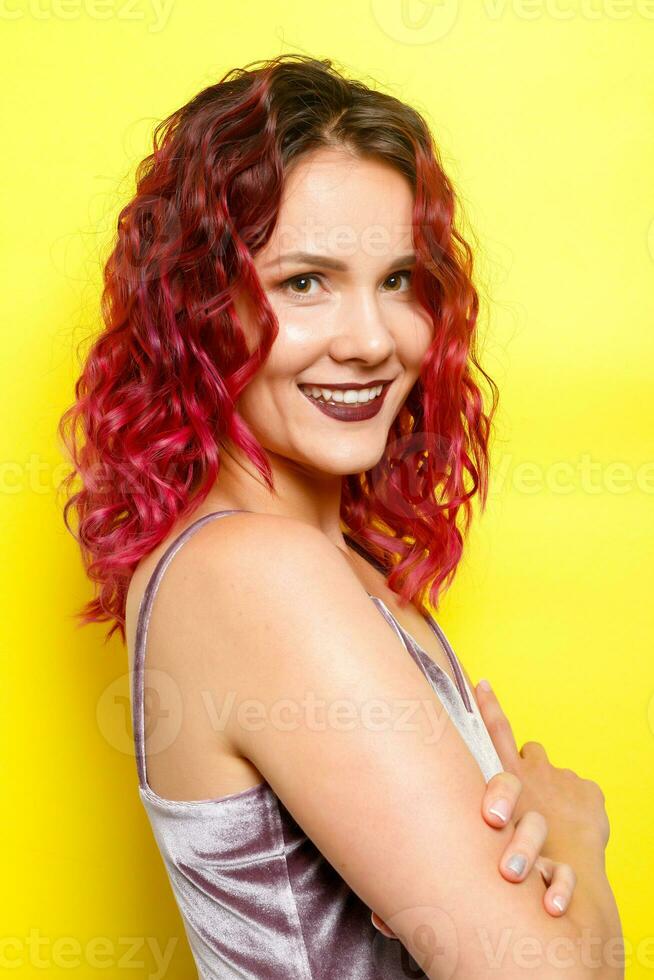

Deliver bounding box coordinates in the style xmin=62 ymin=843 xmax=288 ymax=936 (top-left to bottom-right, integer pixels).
xmin=422 ymin=613 xmax=473 ymax=712
xmin=132 ymin=508 xmax=251 ymax=788
xmin=369 ymin=595 xmax=474 ymax=714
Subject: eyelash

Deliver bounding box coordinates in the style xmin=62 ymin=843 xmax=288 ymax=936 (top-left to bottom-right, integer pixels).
xmin=278 ymin=269 xmax=414 ymax=301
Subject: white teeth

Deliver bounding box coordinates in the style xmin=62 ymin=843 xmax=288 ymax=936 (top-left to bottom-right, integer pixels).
xmin=300 ymin=384 xmax=384 ymax=405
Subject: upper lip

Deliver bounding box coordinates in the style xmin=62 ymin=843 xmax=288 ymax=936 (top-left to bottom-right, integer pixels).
xmin=298 ymin=379 xmax=392 ymax=390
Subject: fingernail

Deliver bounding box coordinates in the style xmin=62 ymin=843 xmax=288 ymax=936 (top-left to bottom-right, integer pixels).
xmin=506 ymin=854 xmax=527 ymax=876
xmin=488 ymin=798 xmax=510 ymax=822
xmin=477 ymin=678 xmax=491 ymax=692
xmin=552 ymin=895 xmax=567 ymax=912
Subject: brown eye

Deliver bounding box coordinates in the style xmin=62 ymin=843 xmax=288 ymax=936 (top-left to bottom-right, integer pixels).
xmin=384 ymin=270 xmax=412 ymax=292
xmin=279 ymin=274 xmax=321 ymax=300
xmin=289 ymin=276 xmax=312 ymax=293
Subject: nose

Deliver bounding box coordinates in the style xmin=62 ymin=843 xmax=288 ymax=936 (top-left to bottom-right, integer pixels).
xmin=327 ymin=285 xmax=396 ymax=364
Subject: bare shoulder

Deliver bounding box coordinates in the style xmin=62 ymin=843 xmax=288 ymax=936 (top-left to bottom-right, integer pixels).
xmin=163 ymin=510 xmax=370 ymax=668
xmin=126 ymin=510 xmax=361 ymax=764
xmin=123 ymin=510 xmax=330 ymax=800
xmin=186 ymin=509 xmax=341 ymax=583
xmin=152 ymin=510 xmax=345 ymax=624
xmin=128 ymin=509 xmax=350 ymax=676
xmin=190 ymin=510 xmax=362 ymax=610
xmin=125 ymin=511 xmax=309 ymax=638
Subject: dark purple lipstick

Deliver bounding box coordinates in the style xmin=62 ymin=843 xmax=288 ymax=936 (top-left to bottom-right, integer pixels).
xmin=298 ymin=380 xmax=393 ymax=422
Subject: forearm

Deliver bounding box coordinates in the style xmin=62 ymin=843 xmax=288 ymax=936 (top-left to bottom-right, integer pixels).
xmin=544 ymin=840 xmax=624 ymax=978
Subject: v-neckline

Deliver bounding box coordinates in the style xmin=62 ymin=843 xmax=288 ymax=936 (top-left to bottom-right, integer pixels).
xmin=342 ymin=532 xmax=474 ymax=713
xmin=366 ymin=594 xmax=474 ymax=714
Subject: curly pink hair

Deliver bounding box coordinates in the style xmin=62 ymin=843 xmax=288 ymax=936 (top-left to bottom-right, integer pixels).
xmin=57 ymin=53 xmax=498 ymax=645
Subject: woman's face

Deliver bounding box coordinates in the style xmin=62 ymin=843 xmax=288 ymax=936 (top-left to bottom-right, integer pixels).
xmin=232 ymin=146 xmax=433 ymax=478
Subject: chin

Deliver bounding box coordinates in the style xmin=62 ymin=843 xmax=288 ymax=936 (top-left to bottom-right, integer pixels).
xmin=302 ymin=444 xmax=388 ymax=478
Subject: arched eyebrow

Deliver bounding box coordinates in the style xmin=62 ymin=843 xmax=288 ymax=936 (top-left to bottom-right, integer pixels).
xmin=262 ymin=251 xmax=417 ymax=272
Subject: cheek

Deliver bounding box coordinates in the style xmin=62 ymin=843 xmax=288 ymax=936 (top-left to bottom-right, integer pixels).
xmin=234 ymin=327 xmax=313 ymax=420
xmin=232 ymin=288 xmax=320 ymax=383
xmin=395 ymin=307 xmax=433 ymax=368
xmin=268 ymin=320 xmax=319 ymax=365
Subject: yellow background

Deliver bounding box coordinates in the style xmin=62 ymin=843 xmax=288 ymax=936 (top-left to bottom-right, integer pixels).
xmin=2 ymin=1 xmax=653 ymax=976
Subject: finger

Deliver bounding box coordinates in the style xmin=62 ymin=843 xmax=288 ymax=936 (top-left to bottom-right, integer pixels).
xmin=482 ymin=770 xmax=523 ymax=827
xmin=371 ymin=911 xmax=398 ymax=939
xmin=534 ymin=855 xmax=555 ymax=887
xmin=519 ymin=740 xmax=550 ymax=764
xmin=475 ymin=681 xmax=521 ymax=770
xmin=539 ymin=860 xmax=577 ymax=916
xmin=499 ymin=809 xmax=549 ymax=882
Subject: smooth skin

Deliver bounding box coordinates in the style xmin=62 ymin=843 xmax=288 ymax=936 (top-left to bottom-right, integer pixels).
xmin=371 ymin=681 xmax=579 ymax=938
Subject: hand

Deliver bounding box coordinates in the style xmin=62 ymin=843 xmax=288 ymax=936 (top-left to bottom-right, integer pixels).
xmin=371 ymin=687 xmax=578 ymax=940
xmin=475 ymin=679 xmax=610 ymax=857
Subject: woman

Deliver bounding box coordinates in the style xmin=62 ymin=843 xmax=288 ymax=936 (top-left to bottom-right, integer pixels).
xmin=58 ymin=55 xmax=622 ymax=978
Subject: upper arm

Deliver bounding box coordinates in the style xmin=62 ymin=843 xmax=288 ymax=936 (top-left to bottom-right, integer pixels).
xmin=177 ymin=513 xmax=585 ymax=979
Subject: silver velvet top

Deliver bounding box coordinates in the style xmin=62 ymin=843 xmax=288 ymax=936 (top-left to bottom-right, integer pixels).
xmin=131 ymin=509 xmax=504 ymax=979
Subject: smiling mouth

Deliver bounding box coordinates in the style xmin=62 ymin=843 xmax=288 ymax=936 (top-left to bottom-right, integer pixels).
xmin=297 ymin=382 xmax=388 ymax=405
xmin=297 ymin=381 xmax=392 ymax=422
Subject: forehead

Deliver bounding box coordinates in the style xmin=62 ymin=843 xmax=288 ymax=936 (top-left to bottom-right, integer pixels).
xmin=260 ymin=147 xmax=415 ymax=263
